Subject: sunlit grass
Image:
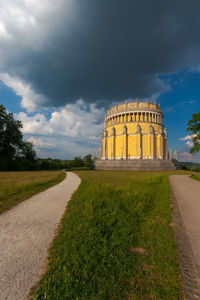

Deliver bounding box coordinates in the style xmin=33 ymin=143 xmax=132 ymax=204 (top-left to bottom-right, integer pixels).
xmin=32 ymin=170 xmax=194 ymax=299
xmin=0 ymin=171 xmax=66 ymax=213
xmin=190 ymin=174 xmax=200 ymax=181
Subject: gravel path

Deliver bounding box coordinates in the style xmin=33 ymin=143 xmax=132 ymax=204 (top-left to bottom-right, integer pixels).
xmin=170 ymin=175 xmax=200 ymax=286
xmin=0 ymin=172 xmax=81 ymax=300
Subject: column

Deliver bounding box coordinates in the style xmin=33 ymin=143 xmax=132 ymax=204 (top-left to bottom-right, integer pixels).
xmin=145 ymin=112 xmax=147 ymax=121
xmin=158 ymin=127 xmax=164 ymax=159
xmin=111 ymin=127 xmax=115 ymax=159
xmin=169 ymin=149 xmax=172 ymax=160
xmin=104 ymin=131 xmax=108 ymax=159
xmin=123 ymin=125 xmax=128 ymax=159
xmin=164 ymin=129 xmax=167 ymax=159
xmin=136 ymin=124 xmax=142 ymax=158
xmin=101 ymin=133 xmax=104 ymax=159
xmin=164 ymin=138 xmax=167 ymax=159
xmin=174 ymin=150 xmax=177 ymax=160
xmin=149 ymin=126 xmax=155 ymax=159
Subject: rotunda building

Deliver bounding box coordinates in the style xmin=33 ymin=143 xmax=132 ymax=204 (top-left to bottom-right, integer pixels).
xmin=101 ymin=99 xmax=167 ymax=160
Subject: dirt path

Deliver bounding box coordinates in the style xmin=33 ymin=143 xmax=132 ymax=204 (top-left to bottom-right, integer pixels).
xmin=170 ymin=175 xmax=200 ymax=287
xmin=0 ymin=172 xmax=81 ymax=300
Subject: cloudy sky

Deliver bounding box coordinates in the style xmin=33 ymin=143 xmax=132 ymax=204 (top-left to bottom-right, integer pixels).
xmin=0 ymin=0 xmax=200 ymax=161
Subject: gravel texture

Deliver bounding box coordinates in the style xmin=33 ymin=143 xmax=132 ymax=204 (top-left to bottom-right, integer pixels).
xmin=0 ymin=172 xmax=81 ymax=300
xmin=170 ymin=175 xmax=200 ymax=294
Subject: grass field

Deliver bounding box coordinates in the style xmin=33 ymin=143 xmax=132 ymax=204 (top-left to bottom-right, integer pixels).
xmin=0 ymin=171 xmax=66 ymax=213
xmin=31 ymin=170 xmax=195 ymax=300
xmin=190 ymin=174 xmax=200 ymax=181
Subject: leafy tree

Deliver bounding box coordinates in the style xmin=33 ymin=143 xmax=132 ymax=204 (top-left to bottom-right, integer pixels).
xmin=83 ymin=154 xmax=93 ymax=168
xmin=187 ymin=110 xmax=200 ymax=154
xmin=19 ymin=141 xmax=36 ymax=162
xmin=0 ymin=104 xmax=36 ymax=170
xmin=73 ymin=156 xmax=84 ymax=167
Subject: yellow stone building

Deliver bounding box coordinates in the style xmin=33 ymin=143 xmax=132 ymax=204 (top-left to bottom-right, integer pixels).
xmin=101 ymin=99 xmax=167 ymax=160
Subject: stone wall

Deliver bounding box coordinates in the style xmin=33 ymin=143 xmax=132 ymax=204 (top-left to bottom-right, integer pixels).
xmin=94 ymin=159 xmax=180 ymax=171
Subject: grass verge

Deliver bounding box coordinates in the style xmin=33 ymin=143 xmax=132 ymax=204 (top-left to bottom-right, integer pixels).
xmin=190 ymin=174 xmax=200 ymax=181
xmin=31 ymin=170 xmax=195 ymax=300
xmin=0 ymin=171 xmax=66 ymax=213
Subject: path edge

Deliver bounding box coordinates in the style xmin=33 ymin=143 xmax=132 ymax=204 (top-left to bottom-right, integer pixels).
xmin=28 ymin=172 xmax=81 ymax=300
xmin=169 ymin=176 xmax=200 ymax=300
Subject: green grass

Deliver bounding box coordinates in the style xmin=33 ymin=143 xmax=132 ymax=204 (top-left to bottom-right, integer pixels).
xmin=0 ymin=171 xmax=66 ymax=213
xmin=31 ymin=170 xmax=197 ymax=300
xmin=190 ymin=174 xmax=200 ymax=181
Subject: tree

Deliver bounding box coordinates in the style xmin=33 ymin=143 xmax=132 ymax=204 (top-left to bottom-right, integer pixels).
xmin=73 ymin=156 xmax=84 ymax=167
xmin=0 ymin=105 xmax=36 ymax=170
xmin=83 ymin=154 xmax=93 ymax=168
xmin=20 ymin=141 xmax=36 ymax=162
xmin=187 ymin=110 xmax=200 ymax=154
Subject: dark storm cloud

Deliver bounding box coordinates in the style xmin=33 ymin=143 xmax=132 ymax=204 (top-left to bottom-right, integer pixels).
xmin=4 ymin=0 xmax=200 ymax=106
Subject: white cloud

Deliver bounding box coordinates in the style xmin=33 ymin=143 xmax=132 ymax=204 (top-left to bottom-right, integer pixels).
xmin=0 ymin=73 xmax=47 ymax=112
xmin=179 ymin=134 xmax=198 ymax=148
xmin=16 ymin=111 xmax=52 ymax=134
xmin=179 ymin=135 xmax=193 ymax=141
xmin=180 ymin=134 xmax=194 ymax=149
xmin=185 ymin=140 xmax=193 ymax=148
xmin=28 ymin=136 xmax=56 ymax=149
xmin=15 ymin=100 xmax=105 ymax=158
xmin=16 ymin=100 xmax=104 ymax=138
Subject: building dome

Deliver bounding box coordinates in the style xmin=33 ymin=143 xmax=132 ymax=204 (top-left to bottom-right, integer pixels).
xmin=101 ymin=99 xmax=167 ymax=160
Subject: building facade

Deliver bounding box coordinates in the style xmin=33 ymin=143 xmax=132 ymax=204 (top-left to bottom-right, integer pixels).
xmin=101 ymin=99 xmax=167 ymax=160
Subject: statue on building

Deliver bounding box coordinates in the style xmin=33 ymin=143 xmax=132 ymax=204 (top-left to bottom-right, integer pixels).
xmin=150 ymin=125 xmax=154 ymax=134
xmin=123 ymin=124 xmax=127 ymax=134
xmin=169 ymin=148 xmax=172 ymax=160
xmin=137 ymin=124 xmax=141 ymax=134
xmin=164 ymin=128 xmax=167 ymax=136
xmin=112 ymin=127 xmax=115 ymax=136
xmin=174 ymin=150 xmax=178 ymax=160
